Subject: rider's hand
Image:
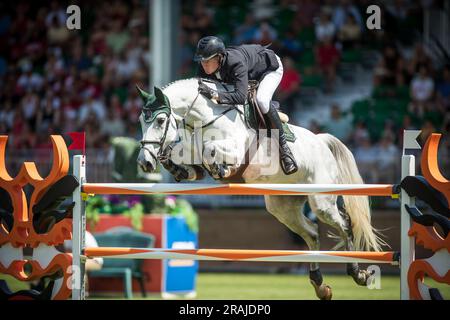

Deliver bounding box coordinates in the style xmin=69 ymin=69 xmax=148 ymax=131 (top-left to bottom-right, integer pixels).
xmin=198 ymin=82 xmax=218 ymax=101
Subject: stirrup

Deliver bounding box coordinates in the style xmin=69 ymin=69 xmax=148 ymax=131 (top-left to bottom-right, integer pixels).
xmin=280 ymin=150 xmax=298 ymax=175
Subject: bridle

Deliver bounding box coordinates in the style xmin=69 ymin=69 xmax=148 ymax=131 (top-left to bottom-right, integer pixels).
xmin=139 ymin=92 xmax=200 ymax=164
xmin=139 ymin=109 xmax=173 ymax=164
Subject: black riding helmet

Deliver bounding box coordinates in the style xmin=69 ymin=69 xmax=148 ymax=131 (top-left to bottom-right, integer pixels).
xmin=193 ymin=36 xmax=225 ymax=62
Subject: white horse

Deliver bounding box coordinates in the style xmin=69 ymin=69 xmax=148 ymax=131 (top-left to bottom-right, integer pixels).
xmin=136 ymin=78 xmax=386 ymax=300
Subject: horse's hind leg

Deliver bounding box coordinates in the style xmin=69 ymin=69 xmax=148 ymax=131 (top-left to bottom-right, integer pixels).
xmin=308 ymin=195 xmax=371 ymax=287
xmin=265 ymin=195 xmax=332 ymax=300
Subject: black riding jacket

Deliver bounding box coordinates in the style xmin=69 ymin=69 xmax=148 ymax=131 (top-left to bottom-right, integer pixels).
xmin=197 ymin=44 xmax=280 ymax=105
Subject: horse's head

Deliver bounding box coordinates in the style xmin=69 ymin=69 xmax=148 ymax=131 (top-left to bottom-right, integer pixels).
xmin=136 ymin=85 xmax=173 ymax=172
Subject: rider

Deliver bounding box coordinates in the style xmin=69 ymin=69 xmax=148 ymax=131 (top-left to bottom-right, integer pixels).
xmin=194 ymin=36 xmax=298 ymax=175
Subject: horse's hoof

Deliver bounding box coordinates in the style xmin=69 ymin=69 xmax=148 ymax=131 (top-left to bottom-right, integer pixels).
xmin=353 ymin=269 xmax=371 ymax=286
xmin=210 ymin=163 xmax=223 ymax=179
xmin=310 ymin=280 xmax=333 ymax=300
xmin=210 ymin=163 xmax=231 ymax=179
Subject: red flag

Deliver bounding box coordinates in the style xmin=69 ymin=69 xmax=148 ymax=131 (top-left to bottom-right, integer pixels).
xmin=68 ymin=132 xmax=85 ymax=155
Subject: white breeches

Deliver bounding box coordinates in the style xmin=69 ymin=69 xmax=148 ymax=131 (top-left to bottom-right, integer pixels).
xmin=256 ymin=55 xmax=283 ymax=114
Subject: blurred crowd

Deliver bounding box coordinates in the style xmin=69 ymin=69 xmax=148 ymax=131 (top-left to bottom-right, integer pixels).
xmin=0 ymin=0 xmax=149 ymax=151
xmin=0 ymin=0 xmax=449 ymax=184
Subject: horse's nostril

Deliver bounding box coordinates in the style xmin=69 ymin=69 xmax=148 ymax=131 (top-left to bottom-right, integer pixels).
xmin=146 ymin=161 xmax=154 ymax=172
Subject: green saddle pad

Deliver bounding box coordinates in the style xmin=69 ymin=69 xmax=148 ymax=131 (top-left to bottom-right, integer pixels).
xmin=244 ymin=102 xmax=296 ymax=143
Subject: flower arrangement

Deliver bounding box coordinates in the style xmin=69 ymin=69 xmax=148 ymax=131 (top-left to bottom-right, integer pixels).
xmin=85 ymin=194 xmax=198 ymax=233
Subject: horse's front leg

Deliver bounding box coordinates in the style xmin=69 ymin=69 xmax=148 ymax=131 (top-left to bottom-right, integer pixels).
xmin=161 ymin=158 xmax=205 ymax=182
xmin=203 ymin=139 xmax=243 ymax=179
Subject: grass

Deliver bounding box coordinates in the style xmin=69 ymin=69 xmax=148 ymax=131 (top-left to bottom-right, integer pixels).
xmin=3 ymin=272 xmax=448 ymax=300
xmin=194 ymin=273 xmax=401 ymax=300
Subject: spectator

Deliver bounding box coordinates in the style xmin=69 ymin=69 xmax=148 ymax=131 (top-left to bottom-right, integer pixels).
xmin=324 ymin=104 xmax=351 ymax=142
xmin=333 ymin=0 xmax=363 ymax=31
xmin=90 ymin=21 xmax=109 ymax=55
xmin=380 ymin=119 xmax=396 ymax=143
xmin=124 ymin=88 xmax=142 ymax=124
xmin=316 ymin=36 xmax=340 ymax=93
xmin=47 ymin=15 xmax=70 ymax=45
xmin=116 ymin=50 xmax=139 ymax=81
xmin=407 ymin=42 xmax=433 ymax=81
xmin=276 ymin=57 xmax=301 ymax=114
xmin=106 ymin=19 xmax=130 ymax=54
xmin=61 ymin=94 xmax=81 ymax=133
xmin=101 ymin=108 xmax=126 ymax=137
xmin=233 ymin=14 xmax=258 ymax=45
xmin=17 ymin=62 xmax=44 ymax=93
xmin=45 ymin=0 xmax=66 ymax=28
xmin=36 ymin=92 xmax=60 ymax=132
xmin=375 ymin=134 xmax=399 ymax=183
xmin=0 ymin=99 xmax=15 ymax=130
xmin=314 ymin=8 xmax=336 ymax=43
xmin=351 ymin=120 xmax=370 ymax=147
xmin=68 ymin=42 xmax=93 ymax=71
xmin=338 ymin=14 xmax=361 ymax=49
xmin=44 ymin=52 xmax=64 ymax=83
xmin=253 ymin=21 xmax=277 ymax=44
xmin=409 ymin=64 xmax=434 ymax=118
xmin=373 ymin=43 xmax=403 ymax=87
xmin=21 ymin=89 xmax=39 ymax=131
xmin=13 ymin=123 xmax=37 ymax=149
xmin=78 ymin=94 xmax=106 ymax=126
xmin=354 ymin=136 xmax=378 ymax=183
xmin=280 ymin=28 xmax=303 ymax=58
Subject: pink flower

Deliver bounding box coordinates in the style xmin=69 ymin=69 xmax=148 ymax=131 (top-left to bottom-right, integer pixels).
xmin=165 ymin=196 xmax=177 ymax=208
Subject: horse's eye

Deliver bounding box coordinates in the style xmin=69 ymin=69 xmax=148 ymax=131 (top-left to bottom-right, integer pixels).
xmin=157 ymin=117 xmax=165 ymax=126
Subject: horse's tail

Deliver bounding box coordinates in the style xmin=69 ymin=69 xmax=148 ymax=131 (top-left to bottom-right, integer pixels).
xmin=318 ymin=133 xmax=386 ymax=252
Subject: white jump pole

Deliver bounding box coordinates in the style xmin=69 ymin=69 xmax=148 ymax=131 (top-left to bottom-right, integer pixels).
xmin=72 ymin=155 xmax=86 ymax=300
xmin=400 ymin=130 xmax=421 ymax=300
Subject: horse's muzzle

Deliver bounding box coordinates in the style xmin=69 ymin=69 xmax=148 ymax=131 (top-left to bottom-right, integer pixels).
xmin=138 ymin=158 xmax=155 ymax=172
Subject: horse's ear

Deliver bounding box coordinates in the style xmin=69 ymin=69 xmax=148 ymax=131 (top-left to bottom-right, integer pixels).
xmin=136 ymin=85 xmax=152 ymax=104
xmin=154 ymin=86 xmax=166 ymax=103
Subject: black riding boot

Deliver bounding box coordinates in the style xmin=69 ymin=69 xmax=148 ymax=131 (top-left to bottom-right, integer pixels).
xmin=265 ymin=105 xmax=298 ymax=175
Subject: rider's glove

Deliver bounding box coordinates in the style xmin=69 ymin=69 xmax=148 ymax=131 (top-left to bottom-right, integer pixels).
xmin=198 ymin=81 xmax=217 ymax=100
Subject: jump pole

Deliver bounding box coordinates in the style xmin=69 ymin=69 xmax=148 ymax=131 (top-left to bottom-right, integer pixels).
xmin=82 ymin=183 xmax=396 ymax=196
xmin=72 ymin=155 xmax=86 ymax=300
xmin=84 ymin=247 xmax=398 ymax=264
xmin=399 ymin=130 xmax=421 ymax=300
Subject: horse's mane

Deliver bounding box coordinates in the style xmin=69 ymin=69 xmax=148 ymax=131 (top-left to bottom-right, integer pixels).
xmin=162 ymin=77 xmax=229 ymax=94
xmin=162 ymin=78 xmax=197 ymax=90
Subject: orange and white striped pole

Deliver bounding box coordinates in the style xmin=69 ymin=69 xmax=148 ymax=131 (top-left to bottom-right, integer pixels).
xmin=82 ymin=183 xmax=396 ymax=197
xmin=84 ymin=247 xmax=399 ymax=265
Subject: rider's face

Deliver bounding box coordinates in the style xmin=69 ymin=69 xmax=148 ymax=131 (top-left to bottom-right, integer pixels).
xmin=201 ymin=56 xmax=220 ymax=75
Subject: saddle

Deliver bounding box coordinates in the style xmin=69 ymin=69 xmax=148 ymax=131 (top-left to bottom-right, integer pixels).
xmin=199 ymin=78 xmax=296 ymax=142
xmin=245 ymin=80 xmax=296 ymax=142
